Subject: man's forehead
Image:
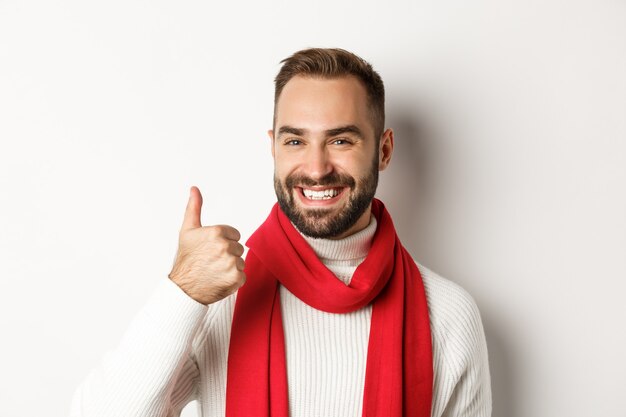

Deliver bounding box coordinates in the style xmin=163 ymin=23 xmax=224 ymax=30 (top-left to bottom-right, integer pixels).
xmin=274 ymin=75 xmax=373 ymax=135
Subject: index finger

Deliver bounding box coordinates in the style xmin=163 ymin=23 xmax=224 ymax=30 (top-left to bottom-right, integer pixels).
xmin=213 ymin=224 xmax=241 ymax=242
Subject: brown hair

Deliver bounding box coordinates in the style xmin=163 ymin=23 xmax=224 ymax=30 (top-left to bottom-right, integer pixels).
xmin=273 ymin=48 xmax=385 ymax=139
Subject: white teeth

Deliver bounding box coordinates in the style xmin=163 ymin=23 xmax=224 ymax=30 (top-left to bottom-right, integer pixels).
xmin=303 ymin=188 xmax=339 ymax=200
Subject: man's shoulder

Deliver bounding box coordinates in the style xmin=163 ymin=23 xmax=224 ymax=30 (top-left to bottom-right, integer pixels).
xmin=414 ymin=261 xmax=485 ymax=342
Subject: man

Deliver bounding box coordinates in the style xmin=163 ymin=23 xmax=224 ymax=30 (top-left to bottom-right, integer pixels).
xmin=71 ymin=48 xmax=491 ymax=417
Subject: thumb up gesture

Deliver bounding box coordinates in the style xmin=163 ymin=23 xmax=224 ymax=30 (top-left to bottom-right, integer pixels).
xmin=168 ymin=186 xmax=246 ymax=305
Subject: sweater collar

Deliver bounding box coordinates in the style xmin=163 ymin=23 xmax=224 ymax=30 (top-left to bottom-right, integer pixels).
xmin=299 ymin=215 xmax=377 ymax=262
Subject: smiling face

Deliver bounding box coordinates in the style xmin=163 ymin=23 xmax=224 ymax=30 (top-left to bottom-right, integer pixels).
xmin=270 ymin=75 xmax=393 ymax=239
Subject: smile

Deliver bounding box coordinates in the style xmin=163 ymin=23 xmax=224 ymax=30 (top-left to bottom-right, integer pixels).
xmin=298 ymin=187 xmax=345 ymax=201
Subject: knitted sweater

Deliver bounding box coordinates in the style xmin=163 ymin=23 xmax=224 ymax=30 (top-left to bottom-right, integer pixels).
xmin=71 ymin=216 xmax=492 ymax=417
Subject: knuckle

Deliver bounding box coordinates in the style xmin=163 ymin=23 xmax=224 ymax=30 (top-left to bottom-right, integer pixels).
xmin=205 ymin=226 xmax=220 ymax=238
xmin=216 ymin=240 xmax=230 ymax=255
xmin=220 ymin=225 xmax=240 ymax=241
xmin=231 ymin=228 xmax=242 ymax=241
xmin=231 ymin=242 xmax=244 ymax=256
xmin=225 ymin=256 xmax=238 ymax=270
xmin=236 ymin=257 xmax=246 ymax=271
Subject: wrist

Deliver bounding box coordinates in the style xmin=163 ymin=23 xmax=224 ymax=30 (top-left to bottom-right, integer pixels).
xmin=168 ymin=272 xmax=209 ymax=306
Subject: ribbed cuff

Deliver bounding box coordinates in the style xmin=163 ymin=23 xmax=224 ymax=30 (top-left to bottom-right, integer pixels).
xmin=137 ymin=278 xmax=209 ymax=344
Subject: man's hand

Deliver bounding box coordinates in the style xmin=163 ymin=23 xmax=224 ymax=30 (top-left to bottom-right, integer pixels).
xmin=168 ymin=186 xmax=246 ymax=305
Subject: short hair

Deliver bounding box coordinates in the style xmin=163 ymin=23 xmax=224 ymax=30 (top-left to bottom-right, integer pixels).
xmin=273 ymin=48 xmax=385 ymax=139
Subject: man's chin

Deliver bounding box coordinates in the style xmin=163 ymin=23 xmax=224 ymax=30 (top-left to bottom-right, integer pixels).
xmin=293 ymin=221 xmax=339 ymax=239
xmin=294 ymin=202 xmax=335 ymax=215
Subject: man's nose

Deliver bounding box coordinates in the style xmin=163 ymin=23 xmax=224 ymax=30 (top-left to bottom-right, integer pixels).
xmin=304 ymin=146 xmax=333 ymax=180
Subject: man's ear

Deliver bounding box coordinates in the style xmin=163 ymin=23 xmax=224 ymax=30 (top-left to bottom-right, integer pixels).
xmin=268 ymin=129 xmax=275 ymax=158
xmin=378 ymin=128 xmax=394 ymax=171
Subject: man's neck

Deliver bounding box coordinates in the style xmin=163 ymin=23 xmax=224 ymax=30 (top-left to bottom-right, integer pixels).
xmin=300 ymin=214 xmax=376 ymax=262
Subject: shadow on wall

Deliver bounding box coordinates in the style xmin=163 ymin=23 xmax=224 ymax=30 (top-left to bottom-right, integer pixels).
xmin=377 ymin=102 xmax=431 ymax=251
xmin=379 ymin=99 xmax=518 ymax=417
xmin=482 ymin=313 xmax=519 ymax=417
xmin=378 ymin=99 xmax=438 ymax=260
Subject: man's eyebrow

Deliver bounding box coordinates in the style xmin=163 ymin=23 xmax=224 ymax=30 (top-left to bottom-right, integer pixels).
xmin=324 ymin=125 xmax=363 ymax=138
xmin=276 ymin=124 xmax=364 ymax=138
xmin=277 ymin=126 xmax=306 ymax=137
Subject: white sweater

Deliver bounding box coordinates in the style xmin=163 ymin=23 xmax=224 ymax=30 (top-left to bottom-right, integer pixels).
xmin=71 ymin=217 xmax=491 ymax=417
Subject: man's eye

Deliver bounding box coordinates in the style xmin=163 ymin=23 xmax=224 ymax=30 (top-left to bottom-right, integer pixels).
xmin=285 ymin=139 xmax=302 ymax=146
xmin=332 ymin=138 xmax=350 ymax=145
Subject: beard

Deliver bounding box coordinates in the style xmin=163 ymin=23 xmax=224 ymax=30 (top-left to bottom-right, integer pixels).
xmin=274 ymin=153 xmax=379 ymax=239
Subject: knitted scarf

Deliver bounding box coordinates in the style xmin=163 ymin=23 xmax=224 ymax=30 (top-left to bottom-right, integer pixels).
xmin=226 ymin=199 xmax=432 ymax=417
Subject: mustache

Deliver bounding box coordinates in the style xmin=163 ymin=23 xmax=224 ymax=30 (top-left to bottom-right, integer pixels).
xmin=285 ymin=172 xmax=356 ymax=189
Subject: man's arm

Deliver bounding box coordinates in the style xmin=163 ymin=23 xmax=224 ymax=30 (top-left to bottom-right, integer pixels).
xmin=438 ymin=299 xmax=491 ymax=417
xmin=418 ymin=263 xmax=492 ymax=417
xmin=70 ymin=278 xmax=207 ymax=417
xmin=71 ymin=187 xmax=246 ymax=416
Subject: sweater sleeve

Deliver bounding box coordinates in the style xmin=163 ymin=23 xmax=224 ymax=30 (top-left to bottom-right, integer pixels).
xmin=70 ymin=278 xmax=209 ymax=417
xmin=437 ymin=294 xmax=492 ymax=417
xmin=418 ymin=264 xmax=492 ymax=417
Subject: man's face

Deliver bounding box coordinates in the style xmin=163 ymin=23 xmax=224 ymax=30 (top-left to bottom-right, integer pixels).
xmin=270 ymin=75 xmax=392 ymax=239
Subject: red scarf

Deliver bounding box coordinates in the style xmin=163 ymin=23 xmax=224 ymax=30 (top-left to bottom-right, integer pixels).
xmin=226 ymin=199 xmax=432 ymax=417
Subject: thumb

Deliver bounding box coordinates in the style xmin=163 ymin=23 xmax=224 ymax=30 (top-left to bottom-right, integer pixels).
xmin=181 ymin=186 xmax=203 ymax=230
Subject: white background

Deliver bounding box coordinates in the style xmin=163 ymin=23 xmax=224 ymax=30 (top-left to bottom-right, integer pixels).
xmin=1 ymin=0 xmax=625 ymax=416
